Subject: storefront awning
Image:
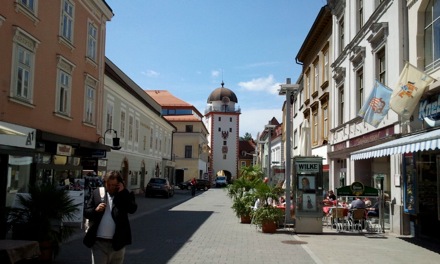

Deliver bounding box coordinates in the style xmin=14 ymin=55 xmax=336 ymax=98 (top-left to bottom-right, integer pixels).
xmin=351 ymin=128 xmax=440 ymax=160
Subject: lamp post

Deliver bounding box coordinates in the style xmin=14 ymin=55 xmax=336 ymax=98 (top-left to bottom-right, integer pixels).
xmin=97 ymin=129 xmax=122 ymax=150
xmin=279 ymin=78 xmax=299 ymax=224
xmin=264 ymin=124 xmax=276 ymax=183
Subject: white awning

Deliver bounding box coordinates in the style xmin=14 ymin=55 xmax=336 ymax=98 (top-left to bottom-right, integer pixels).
xmin=351 ymin=129 xmax=440 ymax=160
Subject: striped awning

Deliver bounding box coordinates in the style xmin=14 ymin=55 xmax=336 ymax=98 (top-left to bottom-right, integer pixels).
xmin=351 ymin=129 xmax=440 ymax=160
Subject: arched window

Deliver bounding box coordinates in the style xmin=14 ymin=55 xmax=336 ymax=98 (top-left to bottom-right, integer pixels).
xmin=424 ymin=0 xmax=440 ymax=70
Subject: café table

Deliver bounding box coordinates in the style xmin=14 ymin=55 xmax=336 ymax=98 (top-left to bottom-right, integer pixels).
xmin=0 ymin=240 xmax=40 ymax=263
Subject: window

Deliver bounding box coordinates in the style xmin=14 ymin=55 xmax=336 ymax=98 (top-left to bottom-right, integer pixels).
xmin=84 ymin=75 xmax=97 ymax=124
xmin=57 ymin=71 xmax=70 ymax=115
xmin=218 ymin=117 xmax=221 ymax=121
xmin=293 ymin=129 xmax=298 ymax=148
xmin=128 ymin=114 xmax=133 ymax=141
xmin=241 ymin=161 xmax=246 ymax=167
xmin=323 ymin=48 xmax=329 ymax=84
xmin=313 ymin=60 xmax=319 ymax=93
xmin=339 ymin=86 xmax=344 ymax=125
xmin=377 ymin=49 xmax=386 ymax=84
xmin=223 ymin=141 xmax=227 ymax=145
xmin=322 ymin=104 xmax=328 ymax=140
xmin=357 ymin=69 xmax=364 ymax=112
xmin=120 ymin=110 xmax=126 ymax=139
xmin=185 ymin=145 xmax=192 ymax=158
xmin=11 ymin=28 xmax=39 ymax=103
xmin=135 ymin=119 xmax=139 ymax=143
xmin=106 ymin=102 xmax=114 ymax=131
xmin=19 ymin=0 xmax=36 ymax=11
xmin=84 ymin=84 xmax=95 ymax=124
xmin=218 ymin=127 xmax=221 ymax=132
xmin=16 ymin=0 xmax=38 ymax=22
xmin=87 ymin=21 xmax=97 ymax=61
xmin=60 ymin=0 xmax=74 ymax=42
xmin=424 ymin=0 xmax=440 ymax=70
xmin=185 ymin=125 xmax=193 ymax=132
xmin=312 ymin=110 xmax=318 ymax=145
xmin=150 ymin=128 xmax=153 ymax=148
xmin=56 ymin=56 xmax=75 ymax=116
xmin=339 ymin=16 xmax=345 ymax=54
xmin=358 ymin=0 xmax=364 ymax=31
xmin=305 ymin=70 xmax=310 ymax=99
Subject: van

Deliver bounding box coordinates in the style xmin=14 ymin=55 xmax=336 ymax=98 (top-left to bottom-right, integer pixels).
xmin=215 ymin=176 xmax=227 ymax=187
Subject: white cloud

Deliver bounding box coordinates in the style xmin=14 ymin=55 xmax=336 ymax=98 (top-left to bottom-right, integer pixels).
xmin=237 ymin=75 xmax=281 ymax=94
xmin=142 ymin=70 xmax=160 ymax=77
xmin=211 ymin=70 xmax=220 ymax=77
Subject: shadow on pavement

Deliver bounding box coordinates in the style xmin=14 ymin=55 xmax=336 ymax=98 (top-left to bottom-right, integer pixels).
xmin=398 ymin=237 xmax=440 ymax=255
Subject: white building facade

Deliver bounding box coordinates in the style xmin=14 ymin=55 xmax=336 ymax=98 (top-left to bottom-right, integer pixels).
xmin=204 ymin=83 xmax=241 ymax=182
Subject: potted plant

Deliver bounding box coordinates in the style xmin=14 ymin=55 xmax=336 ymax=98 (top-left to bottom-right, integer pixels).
xmin=251 ymin=182 xmax=284 ymax=233
xmin=8 ymin=182 xmax=80 ymax=261
xmin=228 ymin=166 xmax=263 ymax=223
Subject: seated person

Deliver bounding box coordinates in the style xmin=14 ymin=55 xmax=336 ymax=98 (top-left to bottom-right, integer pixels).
xmin=350 ymin=197 xmax=366 ymax=209
xmin=327 ymin=190 xmax=336 ymax=201
xmin=367 ymin=201 xmax=379 ymax=217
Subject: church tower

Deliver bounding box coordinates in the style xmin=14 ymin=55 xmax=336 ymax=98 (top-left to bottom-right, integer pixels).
xmin=205 ymin=83 xmax=241 ymax=182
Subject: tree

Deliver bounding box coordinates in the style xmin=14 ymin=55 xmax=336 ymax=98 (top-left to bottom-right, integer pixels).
xmin=240 ymin=132 xmax=253 ymax=141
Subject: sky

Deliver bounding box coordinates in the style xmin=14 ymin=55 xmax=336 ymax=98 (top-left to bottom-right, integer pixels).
xmin=104 ymin=0 xmax=327 ymax=138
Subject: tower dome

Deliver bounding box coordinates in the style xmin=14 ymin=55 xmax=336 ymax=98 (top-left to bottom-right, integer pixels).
xmin=207 ymin=82 xmax=238 ymax=103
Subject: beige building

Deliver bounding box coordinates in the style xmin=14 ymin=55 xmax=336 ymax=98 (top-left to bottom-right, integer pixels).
xmin=146 ymin=90 xmax=209 ymax=184
xmin=0 ymin=1 xmax=113 ymax=235
xmin=104 ymin=59 xmax=175 ymax=193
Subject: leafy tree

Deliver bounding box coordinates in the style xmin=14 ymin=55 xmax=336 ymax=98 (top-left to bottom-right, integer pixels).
xmin=240 ymin=132 xmax=253 ymax=141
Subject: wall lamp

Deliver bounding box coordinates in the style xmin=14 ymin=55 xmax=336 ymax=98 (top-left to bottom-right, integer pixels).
xmin=97 ymin=129 xmax=121 ymax=150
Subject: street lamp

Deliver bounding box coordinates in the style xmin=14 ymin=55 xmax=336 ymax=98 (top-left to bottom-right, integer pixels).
xmin=264 ymin=124 xmax=276 ymax=183
xmin=278 ymin=78 xmax=299 ymax=224
xmin=97 ymin=129 xmax=122 ymax=150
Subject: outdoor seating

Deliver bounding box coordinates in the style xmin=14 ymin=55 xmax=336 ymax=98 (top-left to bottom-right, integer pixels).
xmin=349 ymin=208 xmax=366 ymax=232
xmin=331 ymin=207 xmax=348 ymax=231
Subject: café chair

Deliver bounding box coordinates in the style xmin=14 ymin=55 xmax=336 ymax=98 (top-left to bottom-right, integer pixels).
xmin=331 ymin=207 xmax=348 ymax=231
xmin=350 ymin=208 xmax=366 ymax=232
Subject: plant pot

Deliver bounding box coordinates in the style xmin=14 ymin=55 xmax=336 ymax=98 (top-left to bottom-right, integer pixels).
xmin=39 ymin=240 xmax=54 ymax=263
xmin=240 ymin=215 xmax=252 ymax=224
xmin=261 ymin=221 xmax=277 ymax=233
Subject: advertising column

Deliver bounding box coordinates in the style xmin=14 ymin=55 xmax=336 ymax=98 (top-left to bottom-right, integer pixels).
xmin=293 ymin=156 xmax=324 ymax=233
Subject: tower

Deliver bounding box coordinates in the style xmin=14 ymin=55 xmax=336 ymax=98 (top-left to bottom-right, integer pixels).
xmin=204 ymin=82 xmax=241 ymax=182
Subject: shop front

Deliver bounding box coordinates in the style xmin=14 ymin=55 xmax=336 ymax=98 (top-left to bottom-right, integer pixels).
xmin=0 ymin=125 xmax=109 ymax=238
xmin=351 ymin=128 xmax=440 ymax=241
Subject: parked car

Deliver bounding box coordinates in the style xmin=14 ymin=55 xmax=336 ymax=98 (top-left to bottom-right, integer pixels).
xmin=215 ymin=176 xmax=228 ymax=187
xmin=145 ymin=178 xmax=174 ymax=198
xmin=178 ymin=179 xmax=211 ymax=191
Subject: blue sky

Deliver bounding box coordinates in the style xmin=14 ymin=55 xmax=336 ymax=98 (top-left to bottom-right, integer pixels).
xmin=105 ymin=0 xmax=327 ymax=138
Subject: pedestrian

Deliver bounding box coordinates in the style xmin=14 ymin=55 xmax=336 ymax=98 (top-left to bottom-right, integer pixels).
xmin=83 ymin=170 xmax=137 ymax=264
xmin=191 ymin=177 xmax=197 ymax=197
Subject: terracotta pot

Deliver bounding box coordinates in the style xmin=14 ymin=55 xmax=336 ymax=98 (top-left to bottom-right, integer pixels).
xmin=240 ymin=215 xmax=251 ymax=224
xmin=39 ymin=240 xmax=54 ymax=263
xmin=261 ymin=221 xmax=277 ymax=233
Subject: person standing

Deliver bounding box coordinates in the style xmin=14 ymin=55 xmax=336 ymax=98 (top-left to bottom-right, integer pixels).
xmin=83 ymin=171 xmax=137 ymax=264
xmin=190 ymin=177 xmax=197 ymax=197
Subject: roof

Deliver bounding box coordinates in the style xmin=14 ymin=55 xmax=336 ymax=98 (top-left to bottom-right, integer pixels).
xmin=207 ymin=83 xmax=238 ymax=103
xmin=145 ymin=90 xmax=192 ymax=107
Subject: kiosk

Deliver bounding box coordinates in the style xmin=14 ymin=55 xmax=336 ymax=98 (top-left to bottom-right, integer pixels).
xmin=293 ymin=156 xmax=324 ymax=233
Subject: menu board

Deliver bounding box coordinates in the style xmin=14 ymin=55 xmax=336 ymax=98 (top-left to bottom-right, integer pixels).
xmin=403 ymin=154 xmax=416 ymax=213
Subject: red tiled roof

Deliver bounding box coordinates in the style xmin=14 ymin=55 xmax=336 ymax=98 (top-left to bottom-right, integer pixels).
xmin=145 ymin=90 xmax=191 ymax=107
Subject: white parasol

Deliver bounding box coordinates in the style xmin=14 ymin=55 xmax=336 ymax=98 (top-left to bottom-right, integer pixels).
xmin=299 ymin=119 xmax=311 ymax=156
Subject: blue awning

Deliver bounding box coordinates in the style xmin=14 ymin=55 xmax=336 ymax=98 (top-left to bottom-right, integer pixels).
xmin=351 ymin=129 xmax=440 ymax=160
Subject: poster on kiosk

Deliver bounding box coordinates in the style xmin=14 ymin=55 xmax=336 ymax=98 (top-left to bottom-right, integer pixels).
xmin=293 ymin=156 xmax=323 ymax=233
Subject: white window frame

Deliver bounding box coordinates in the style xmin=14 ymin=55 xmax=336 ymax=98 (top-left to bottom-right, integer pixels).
xmin=323 ymin=48 xmax=329 ymax=83
xmin=11 ymin=28 xmax=39 ymax=103
xmin=60 ymin=0 xmax=74 ymax=43
xmin=84 ymin=74 xmax=97 ymax=125
xmin=106 ymin=100 xmax=114 ymax=131
xmin=87 ymin=21 xmax=98 ymax=61
xmin=56 ymin=56 xmax=75 ymax=117
xmin=357 ymin=69 xmax=364 ymax=112
xmin=313 ymin=59 xmax=319 ymax=93
xmin=339 ymin=85 xmax=344 ymax=126
xmin=128 ymin=114 xmax=134 ymax=142
xmin=120 ymin=110 xmax=126 ymax=139
xmin=15 ymin=0 xmax=39 ymax=23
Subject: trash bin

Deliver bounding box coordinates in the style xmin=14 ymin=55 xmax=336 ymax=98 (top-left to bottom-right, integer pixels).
xmin=401 ymin=208 xmax=410 ymax=235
